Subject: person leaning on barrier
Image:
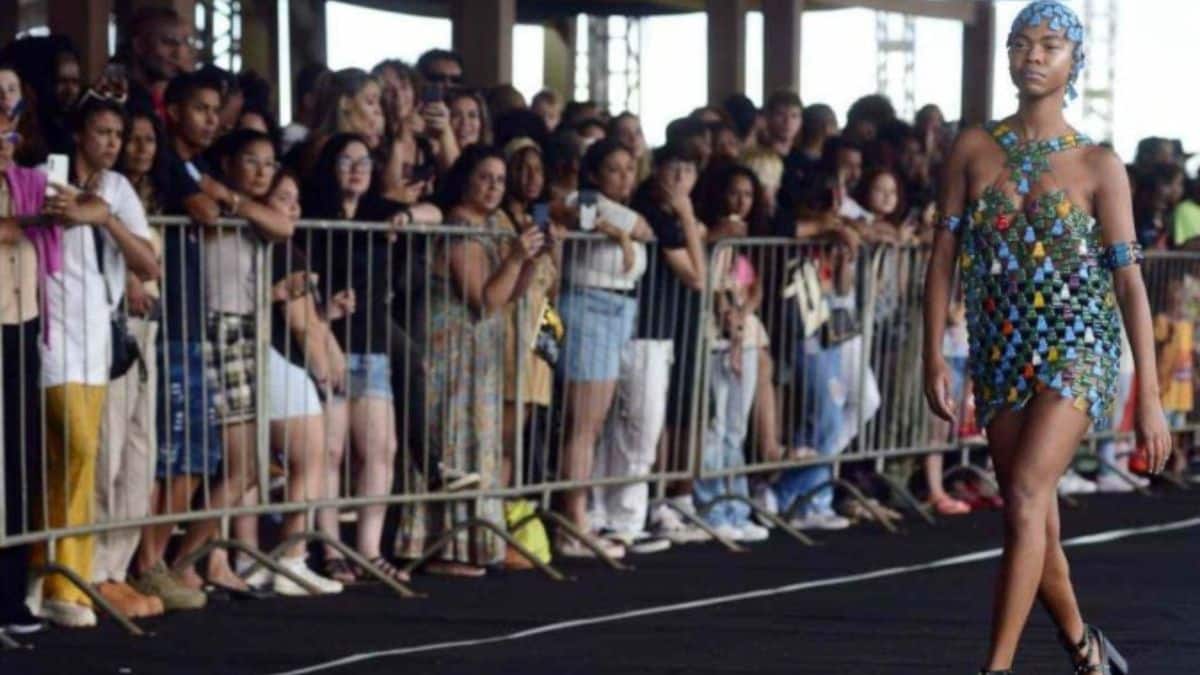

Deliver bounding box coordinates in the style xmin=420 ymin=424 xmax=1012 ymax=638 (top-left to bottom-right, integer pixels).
xmin=78 ymin=101 xmax=171 ymax=622
xmin=303 ymin=132 xmax=425 ymax=587
xmin=396 ymin=145 xmax=546 ymax=578
xmin=32 ymin=96 xmax=158 ymax=629
xmin=129 ymin=70 xmax=227 ymax=612
xmin=0 ymin=117 xmax=57 ymax=635
xmin=554 ymin=139 xmax=652 ymax=560
xmin=168 ymin=127 xmax=297 ymax=595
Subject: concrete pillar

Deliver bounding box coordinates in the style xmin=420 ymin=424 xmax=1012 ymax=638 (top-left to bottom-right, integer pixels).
xmin=48 ymin=0 xmax=113 ymax=81
xmin=542 ymin=17 xmax=575 ymax=100
xmin=450 ymin=0 xmax=516 ymax=88
xmin=960 ymin=0 xmax=995 ymax=126
xmin=288 ymin=0 xmax=326 ymax=81
xmin=707 ymin=0 xmax=748 ymax=105
xmin=762 ymin=0 xmax=804 ymax=97
xmin=240 ymin=0 xmax=277 ymax=82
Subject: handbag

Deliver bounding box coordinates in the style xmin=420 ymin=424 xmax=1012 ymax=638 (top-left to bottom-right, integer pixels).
xmin=532 ymin=301 xmax=565 ymax=368
xmin=92 ymin=228 xmax=144 ymax=381
xmin=781 ymin=257 xmax=830 ymax=339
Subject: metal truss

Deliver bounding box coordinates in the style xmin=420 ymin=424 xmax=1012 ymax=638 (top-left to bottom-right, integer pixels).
xmin=1082 ymin=0 xmax=1116 ymax=143
xmin=875 ymin=11 xmax=916 ymax=120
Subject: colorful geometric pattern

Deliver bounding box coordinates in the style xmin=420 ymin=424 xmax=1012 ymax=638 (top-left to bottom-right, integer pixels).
xmin=953 ymin=122 xmax=1124 ymax=429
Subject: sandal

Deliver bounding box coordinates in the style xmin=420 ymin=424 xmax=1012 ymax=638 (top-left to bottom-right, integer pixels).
xmin=321 ymin=556 xmax=358 ymax=585
xmin=421 ymin=560 xmax=487 ymax=578
xmin=356 ymin=556 xmax=412 ymax=584
xmin=930 ymin=494 xmax=972 ymax=516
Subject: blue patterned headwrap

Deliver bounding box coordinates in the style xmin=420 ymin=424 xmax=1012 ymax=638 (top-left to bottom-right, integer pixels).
xmin=1007 ymin=0 xmax=1087 ymax=105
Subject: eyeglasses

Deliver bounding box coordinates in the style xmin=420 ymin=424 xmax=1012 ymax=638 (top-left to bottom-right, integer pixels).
xmin=240 ymin=155 xmax=280 ymax=172
xmin=336 ymin=156 xmax=374 ymax=173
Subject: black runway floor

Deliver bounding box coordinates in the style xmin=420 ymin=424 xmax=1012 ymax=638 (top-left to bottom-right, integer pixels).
xmin=4 ymin=489 xmax=1199 ymax=675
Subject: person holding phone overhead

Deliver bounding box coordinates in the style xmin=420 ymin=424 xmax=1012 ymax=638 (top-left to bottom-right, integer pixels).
xmin=921 ymin=3 xmax=1170 ymax=673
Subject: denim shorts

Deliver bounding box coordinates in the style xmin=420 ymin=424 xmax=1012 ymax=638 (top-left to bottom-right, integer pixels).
xmin=346 ymin=353 xmax=393 ymax=401
xmin=157 ymin=341 xmax=223 ymax=477
xmin=558 ymin=287 xmax=637 ymax=382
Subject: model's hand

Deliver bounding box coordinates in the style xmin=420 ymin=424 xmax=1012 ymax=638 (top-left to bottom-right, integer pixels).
xmin=1136 ymin=398 xmax=1172 ymax=474
xmin=923 ymin=356 xmax=957 ymax=423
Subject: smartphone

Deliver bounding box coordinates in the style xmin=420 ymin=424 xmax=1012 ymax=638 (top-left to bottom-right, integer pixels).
xmin=532 ymin=202 xmax=550 ymax=233
xmin=408 ymin=161 xmax=436 ymax=185
xmin=421 ymin=83 xmax=443 ymax=105
xmin=43 ymin=153 xmax=70 ymax=195
xmin=578 ymin=190 xmax=598 ymax=231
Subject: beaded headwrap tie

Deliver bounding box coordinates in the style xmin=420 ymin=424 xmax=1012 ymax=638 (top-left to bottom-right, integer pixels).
xmin=1099 ymin=241 xmax=1144 ymax=270
xmin=939 ymin=213 xmax=964 ymax=234
xmin=1007 ymin=0 xmax=1087 ymax=107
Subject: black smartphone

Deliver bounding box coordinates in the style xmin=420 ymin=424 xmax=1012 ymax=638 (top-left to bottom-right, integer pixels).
xmin=532 ymin=202 xmax=550 ymax=233
xmin=421 ymin=83 xmax=443 ymax=105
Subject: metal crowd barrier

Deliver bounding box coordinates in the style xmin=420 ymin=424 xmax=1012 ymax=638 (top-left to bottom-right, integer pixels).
xmin=2 ymin=214 xmax=1197 ymax=643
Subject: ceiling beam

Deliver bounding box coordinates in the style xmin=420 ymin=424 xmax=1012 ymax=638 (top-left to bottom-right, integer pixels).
xmin=806 ymin=0 xmax=977 ymax=23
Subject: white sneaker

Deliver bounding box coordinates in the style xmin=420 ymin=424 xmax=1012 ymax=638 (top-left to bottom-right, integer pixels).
xmin=1095 ymin=473 xmax=1148 ymax=493
xmin=712 ymin=524 xmax=742 ymax=542
xmin=651 ymin=507 xmax=714 ymax=544
xmin=751 ymin=484 xmax=778 ymax=529
xmin=1057 ymin=470 xmax=1098 ymax=495
xmin=274 ymin=556 xmax=344 ymax=596
xmin=242 ymin=566 xmax=274 ymax=589
xmin=556 ymin=535 xmax=626 ymax=560
xmin=734 ymin=522 xmax=770 ymax=542
xmin=37 ymin=600 xmax=97 ymax=628
xmin=603 ymin=530 xmax=671 ymax=554
xmin=790 ymin=512 xmax=851 ymax=531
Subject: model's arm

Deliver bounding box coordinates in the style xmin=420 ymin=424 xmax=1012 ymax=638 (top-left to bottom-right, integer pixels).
xmin=1093 ymin=148 xmax=1173 ymax=473
xmin=922 ymin=128 xmax=977 ymax=423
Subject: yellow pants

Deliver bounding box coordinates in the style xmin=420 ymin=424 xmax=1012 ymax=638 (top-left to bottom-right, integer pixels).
xmin=32 ymin=383 xmax=107 ymax=607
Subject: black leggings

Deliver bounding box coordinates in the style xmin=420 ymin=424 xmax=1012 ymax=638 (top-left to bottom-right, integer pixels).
xmin=0 ymin=319 xmax=41 ymax=619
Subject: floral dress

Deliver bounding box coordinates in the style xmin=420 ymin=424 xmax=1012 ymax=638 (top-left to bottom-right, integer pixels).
xmin=396 ymin=220 xmax=505 ymax=565
xmin=949 ymin=121 xmax=1139 ymax=429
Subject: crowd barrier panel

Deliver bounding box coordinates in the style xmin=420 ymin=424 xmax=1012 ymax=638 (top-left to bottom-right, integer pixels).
xmin=4 ymin=215 xmax=1199 ymax=641
xmin=691 ymin=239 xmax=1200 ymax=534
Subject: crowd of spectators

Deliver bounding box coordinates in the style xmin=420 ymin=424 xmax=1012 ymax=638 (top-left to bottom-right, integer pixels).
xmin=1 ymin=7 xmax=1198 ymax=635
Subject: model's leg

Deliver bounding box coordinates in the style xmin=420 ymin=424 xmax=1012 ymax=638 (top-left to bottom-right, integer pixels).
xmin=982 ymin=393 xmax=1090 ymax=671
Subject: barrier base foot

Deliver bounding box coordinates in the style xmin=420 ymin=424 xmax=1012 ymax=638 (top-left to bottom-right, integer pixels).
xmin=657 ymin=500 xmax=748 ymax=553
xmin=174 ymin=538 xmax=325 ymax=597
xmin=540 ymin=511 xmax=633 ymax=571
xmin=0 ymin=630 xmax=27 ymax=650
xmin=875 ymin=473 xmax=936 ymax=526
xmin=695 ymin=495 xmax=815 ymax=546
xmin=31 ymin=563 xmax=144 ymax=636
xmin=782 ymin=479 xmax=901 ymax=534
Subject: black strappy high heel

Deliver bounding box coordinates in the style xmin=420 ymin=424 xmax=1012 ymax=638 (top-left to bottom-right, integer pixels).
xmin=1059 ymin=624 xmax=1129 ymax=675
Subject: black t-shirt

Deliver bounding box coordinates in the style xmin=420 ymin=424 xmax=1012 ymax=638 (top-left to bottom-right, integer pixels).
xmin=158 ymin=146 xmax=208 ymax=343
xmin=303 ymin=195 xmax=406 ymax=354
xmin=631 ymin=182 xmax=701 ymax=348
xmin=269 ymin=243 xmax=313 ymax=369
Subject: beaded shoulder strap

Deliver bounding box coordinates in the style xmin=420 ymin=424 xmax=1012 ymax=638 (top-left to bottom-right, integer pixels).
xmin=986 ymin=121 xmax=1093 ymax=196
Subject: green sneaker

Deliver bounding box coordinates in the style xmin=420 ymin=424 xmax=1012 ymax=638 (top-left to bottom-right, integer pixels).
xmin=131 ymin=562 xmax=206 ymax=610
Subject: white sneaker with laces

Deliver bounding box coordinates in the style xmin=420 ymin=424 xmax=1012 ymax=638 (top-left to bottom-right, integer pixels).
xmin=556 ymin=535 xmax=626 ymax=560
xmin=1057 ymin=470 xmax=1098 ymax=495
xmin=790 ymin=512 xmax=851 ymax=531
xmin=751 ymin=484 xmax=778 ymax=529
xmin=243 ymin=566 xmax=274 ymax=589
xmin=734 ymin=522 xmax=770 ymax=542
xmin=604 ymin=530 xmax=672 ymax=554
xmin=37 ymin=600 xmax=97 ymax=628
xmin=274 ymin=556 xmax=344 ymax=596
xmin=712 ymin=524 xmax=742 ymax=542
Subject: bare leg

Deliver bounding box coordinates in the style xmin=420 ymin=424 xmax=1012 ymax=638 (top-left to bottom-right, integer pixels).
xmin=752 ymin=350 xmax=782 ymax=463
xmin=271 ymin=415 xmax=326 ymax=558
xmin=983 ymin=394 xmax=1091 ymax=671
xmin=135 ymin=476 xmax=199 ymax=575
xmin=561 ymin=380 xmax=618 ymax=530
xmin=173 ymin=421 xmax=258 ymax=589
xmin=317 ymin=399 xmax=349 ymax=561
xmin=350 ymin=397 xmax=397 ymax=559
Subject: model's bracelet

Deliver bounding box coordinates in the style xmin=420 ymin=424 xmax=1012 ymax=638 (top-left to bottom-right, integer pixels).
xmin=937 ymin=213 xmax=964 ymax=234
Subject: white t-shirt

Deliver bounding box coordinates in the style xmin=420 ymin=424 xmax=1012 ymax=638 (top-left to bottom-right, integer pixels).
xmin=204 ymin=229 xmax=258 ymax=315
xmin=42 ymin=170 xmax=151 ymax=387
xmin=564 ymin=192 xmax=647 ymax=291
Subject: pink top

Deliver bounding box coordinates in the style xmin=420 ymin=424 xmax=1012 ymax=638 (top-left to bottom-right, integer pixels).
xmin=4 ymin=164 xmax=61 ymax=341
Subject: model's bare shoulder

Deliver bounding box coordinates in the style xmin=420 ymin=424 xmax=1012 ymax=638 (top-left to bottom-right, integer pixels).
xmin=1083 ymin=145 xmax=1129 ymax=190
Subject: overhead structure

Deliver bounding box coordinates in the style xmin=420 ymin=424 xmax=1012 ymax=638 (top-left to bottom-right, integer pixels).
xmin=874 ymin=10 xmax=916 ymax=120
xmin=1081 ymin=0 xmax=1117 ymax=143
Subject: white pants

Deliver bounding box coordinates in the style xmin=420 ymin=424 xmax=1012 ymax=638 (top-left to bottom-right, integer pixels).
xmin=589 ymin=339 xmax=672 ymax=536
xmin=93 ymin=318 xmax=158 ymax=583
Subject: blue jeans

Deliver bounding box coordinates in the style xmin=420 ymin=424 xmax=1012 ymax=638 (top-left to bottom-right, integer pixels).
xmin=774 ymin=338 xmax=845 ymax=517
xmin=694 ymin=347 xmax=758 ymax=528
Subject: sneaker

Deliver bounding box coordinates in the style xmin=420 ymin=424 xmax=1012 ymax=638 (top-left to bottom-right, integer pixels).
xmin=37 ymin=600 xmax=96 ymax=628
xmin=243 ymin=566 xmax=274 ymax=590
xmin=1 ymin=606 xmax=45 ymax=635
xmin=1057 ymin=470 xmax=1098 ymax=496
xmin=555 ymin=535 xmax=626 ymax=560
xmin=712 ymin=524 xmax=742 ymax=542
xmin=734 ymin=522 xmax=770 ymax=542
xmin=790 ymin=511 xmax=852 ymax=531
xmin=274 ymin=556 xmax=344 ymax=596
xmin=602 ymin=530 xmax=671 ymax=554
xmin=650 ymin=505 xmax=713 ymax=544
xmin=750 ymin=484 xmax=779 ymax=528
xmin=131 ymin=561 xmax=207 ymax=611
xmin=1095 ymin=472 xmax=1149 ymax=493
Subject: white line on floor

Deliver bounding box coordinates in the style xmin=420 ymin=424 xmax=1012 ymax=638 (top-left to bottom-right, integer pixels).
xmin=273 ymin=514 xmax=1200 ymax=675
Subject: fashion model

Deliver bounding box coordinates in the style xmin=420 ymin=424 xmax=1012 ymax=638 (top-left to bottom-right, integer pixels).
xmin=922 ymin=2 xmax=1172 ymax=673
